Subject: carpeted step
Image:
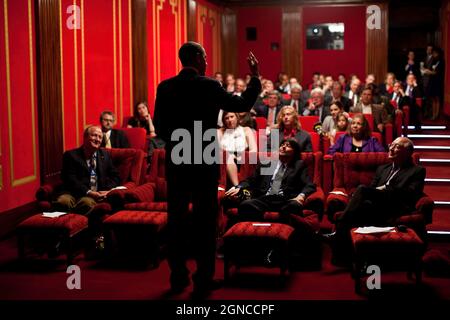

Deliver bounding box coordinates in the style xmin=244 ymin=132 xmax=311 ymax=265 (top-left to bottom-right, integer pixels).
xmin=424 ymin=184 xmax=450 ymax=200
xmin=424 ymin=165 xmax=450 ymax=179
xmin=417 ymin=150 xmax=450 ymax=159
xmin=427 ymin=206 xmax=450 ymax=232
xmin=409 ymin=135 xmax=450 ymax=146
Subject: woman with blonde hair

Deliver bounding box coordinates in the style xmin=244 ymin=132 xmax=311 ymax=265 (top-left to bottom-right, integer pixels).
xmin=275 ymin=105 xmax=312 ymax=152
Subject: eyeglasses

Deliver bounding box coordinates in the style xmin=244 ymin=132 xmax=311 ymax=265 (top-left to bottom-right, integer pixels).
xmin=388 ymin=143 xmax=404 ymax=150
xmin=102 ymin=118 xmax=114 ymax=122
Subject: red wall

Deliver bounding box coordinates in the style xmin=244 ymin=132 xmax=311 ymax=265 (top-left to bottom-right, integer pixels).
xmin=237 ymin=7 xmax=282 ymax=82
xmin=195 ymin=0 xmax=222 ymax=77
xmin=302 ymin=6 xmax=366 ymax=85
xmin=147 ymin=0 xmax=187 ymax=115
xmin=61 ymin=0 xmax=133 ymax=150
xmin=0 ymin=0 xmax=40 ymax=212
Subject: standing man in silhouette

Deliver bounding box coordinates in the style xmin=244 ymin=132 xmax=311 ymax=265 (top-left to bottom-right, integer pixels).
xmin=154 ymin=42 xmax=261 ymax=297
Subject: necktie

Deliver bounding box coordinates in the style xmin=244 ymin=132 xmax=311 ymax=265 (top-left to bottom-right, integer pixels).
xmin=89 ymin=154 xmax=97 ymax=191
xmin=267 ymin=108 xmax=276 ymax=127
xmin=294 ymin=100 xmax=298 ymax=112
xmin=382 ymin=166 xmax=399 ymax=186
xmin=268 ymin=164 xmax=286 ymax=195
xmin=104 ymin=131 xmax=112 ymax=148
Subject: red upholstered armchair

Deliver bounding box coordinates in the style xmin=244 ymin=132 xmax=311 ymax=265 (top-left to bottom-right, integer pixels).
xmin=325 ymin=152 xmax=433 ymax=239
xmin=121 ymin=148 xmax=169 ymax=212
xmin=298 ymin=115 xmax=319 ymax=132
xmin=121 ymin=127 xmax=148 ymax=153
xmin=220 ymin=151 xmax=325 ymax=268
xmin=36 ymin=148 xmax=147 ymax=216
xmin=122 ymin=148 xmax=221 ymax=214
xmin=221 ymin=151 xmax=325 ymax=232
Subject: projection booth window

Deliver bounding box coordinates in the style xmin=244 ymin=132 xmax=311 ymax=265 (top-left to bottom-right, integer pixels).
xmin=306 ymin=23 xmax=344 ymax=50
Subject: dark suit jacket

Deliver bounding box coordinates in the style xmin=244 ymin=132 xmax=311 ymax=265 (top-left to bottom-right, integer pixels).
xmin=252 ymin=104 xmax=282 ymax=120
xmin=388 ymin=92 xmax=410 ymax=110
xmin=239 ymin=159 xmax=316 ymax=200
xmin=326 ymin=96 xmax=352 ymax=112
xmin=350 ymin=103 xmax=388 ymax=131
xmin=284 ymin=99 xmax=306 ymax=114
xmin=153 ymin=68 xmax=261 ymax=176
xmin=278 ymin=129 xmax=312 ymax=152
xmin=101 ymin=129 xmax=129 ymax=149
xmin=302 ymin=104 xmax=331 ymax=123
xmin=370 ymin=161 xmax=426 ymax=214
xmin=61 ymin=147 xmax=120 ymax=199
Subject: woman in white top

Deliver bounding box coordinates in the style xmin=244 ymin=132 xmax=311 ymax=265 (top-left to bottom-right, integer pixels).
xmin=218 ymin=112 xmax=257 ymax=186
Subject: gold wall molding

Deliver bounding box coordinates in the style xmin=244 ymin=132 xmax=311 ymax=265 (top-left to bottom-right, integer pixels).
xmin=4 ymin=0 xmax=37 ymax=187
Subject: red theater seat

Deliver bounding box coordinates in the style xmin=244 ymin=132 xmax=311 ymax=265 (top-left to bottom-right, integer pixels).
xmin=35 ymin=148 xmax=147 ymax=222
xmin=16 ymin=213 xmax=88 ymax=265
xmin=298 ymin=115 xmax=319 ymax=132
xmin=223 ymin=221 xmax=294 ymax=279
xmin=121 ymin=127 xmax=148 ymax=153
xmin=103 ymin=210 xmax=168 ymax=267
xmin=220 ymin=151 xmax=325 ymax=269
xmin=351 ymin=226 xmax=425 ymax=294
xmin=325 ymin=152 xmax=433 ymax=240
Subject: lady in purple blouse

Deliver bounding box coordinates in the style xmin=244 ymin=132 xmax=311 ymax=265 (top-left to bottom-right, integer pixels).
xmin=328 ymin=113 xmax=385 ymax=155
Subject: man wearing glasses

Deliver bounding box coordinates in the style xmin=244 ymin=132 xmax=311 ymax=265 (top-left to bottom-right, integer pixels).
xmin=326 ymin=137 xmax=426 ymax=265
xmin=99 ymin=111 xmax=129 ymax=149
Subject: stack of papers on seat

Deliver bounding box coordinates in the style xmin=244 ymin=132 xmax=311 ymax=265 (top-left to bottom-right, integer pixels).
xmin=329 ymin=191 xmax=348 ymax=197
xmin=111 ymin=186 xmax=127 ymax=190
xmin=252 ymin=223 xmax=271 ymax=227
xmin=353 ymin=226 xmax=396 ymax=234
xmin=42 ymin=212 xmax=68 ymax=218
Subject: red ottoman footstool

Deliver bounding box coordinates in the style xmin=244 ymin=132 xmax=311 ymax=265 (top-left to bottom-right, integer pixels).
xmin=350 ymin=227 xmax=425 ymax=294
xmin=103 ymin=210 xmax=167 ymax=267
xmin=223 ymin=222 xmax=294 ymax=280
xmin=16 ymin=213 xmax=88 ymax=265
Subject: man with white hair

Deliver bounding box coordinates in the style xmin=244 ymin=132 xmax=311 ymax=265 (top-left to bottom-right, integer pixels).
xmin=302 ymin=87 xmax=331 ymax=122
xmin=344 ymin=77 xmax=361 ymax=106
xmin=55 ymin=125 xmax=120 ymax=214
xmin=285 ymin=84 xmax=305 ymax=114
xmin=326 ymin=137 xmax=426 ymax=265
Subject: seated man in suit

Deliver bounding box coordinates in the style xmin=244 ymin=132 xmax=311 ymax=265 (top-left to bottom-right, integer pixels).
xmin=55 ymin=125 xmax=120 ymax=216
xmin=302 ymin=88 xmax=331 ymax=122
xmin=285 ymin=84 xmax=305 ymax=114
xmin=350 ymin=86 xmax=389 ymax=133
xmin=327 ymin=137 xmax=426 ymax=265
xmin=99 ymin=110 xmax=129 ymax=148
xmin=329 ymin=81 xmax=352 ymax=112
xmin=344 ymin=77 xmax=361 ymax=106
xmin=224 ymin=138 xmax=316 ymax=224
xmin=252 ymin=90 xmax=282 ymax=130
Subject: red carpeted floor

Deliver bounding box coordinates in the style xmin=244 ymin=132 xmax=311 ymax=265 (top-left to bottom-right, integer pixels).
xmin=0 ymin=236 xmax=449 ymax=301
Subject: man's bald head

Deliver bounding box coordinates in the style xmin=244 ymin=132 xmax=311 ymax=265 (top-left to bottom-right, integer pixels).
xmin=388 ymin=137 xmax=414 ymax=165
xmin=178 ymin=42 xmax=207 ymax=75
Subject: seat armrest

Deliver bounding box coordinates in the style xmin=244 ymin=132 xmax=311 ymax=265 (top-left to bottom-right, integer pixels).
xmin=124 ymin=182 xmax=156 ymax=203
xmin=323 ymin=154 xmax=333 ymax=195
xmin=384 ymin=123 xmax=393 ymax=146
xmin=35 ymin=181 xmax=64 ymax=202
xmin=415 ymin=194 xmax=434 ymax=225
xmin=305 ymin=188 xmax=325 ymax=218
